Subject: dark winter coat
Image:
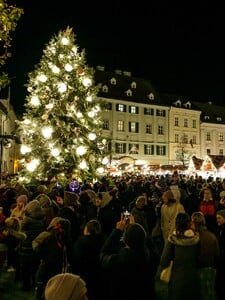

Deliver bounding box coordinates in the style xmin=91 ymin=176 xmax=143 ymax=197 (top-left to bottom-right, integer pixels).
xmin=100 ymin=228 xmax=155 ymax=300
xmin=160 ymin=229 xmax=200 ymax=300
xmin=71 ymin=233 xmax=107 ymax=300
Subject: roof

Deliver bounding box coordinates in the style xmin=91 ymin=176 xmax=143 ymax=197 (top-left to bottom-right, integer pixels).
xmin=94 ymin=67 xmax=166 ymax=106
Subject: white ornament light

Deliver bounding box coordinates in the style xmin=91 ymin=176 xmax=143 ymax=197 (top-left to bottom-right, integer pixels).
xmin=30 ymin=96 xmax=40 ymax=106
xmin=52 ymin=65 xmax=60 ymax=73
xmin=26 ymin=159 xmax=39 ymax=172
xmin=20 ymin=145 xmax=31 ymax=154
xmin=102 ymin=157 xmax=109 ymax=165
xmin=88 ymin=133 xmax=96 ymax=141
xmin=65 ymin=63 xmax=73 ymax=72
xmin=41 ymin=126 xmax=53 ymax=139
xmin=51 ymin=148 xmax=60 ymax=157
xmin=61 ymin=37 xmax=69 ymax=45
xmin=38 ymin=74 xmax=47 ymax=82
xmin=82 ymin=78 xmax=92 ymax=87
xmin=76 ymin=146 xmax=86 ymax=156
xmin=58 ymin=82 xmax=67 ymax=93
xmin=79 ymin=160 xmax=87 ymax=169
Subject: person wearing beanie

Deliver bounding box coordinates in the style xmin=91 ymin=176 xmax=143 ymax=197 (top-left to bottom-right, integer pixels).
xmin=215 ymin=208 xmax=225 ymax=300
xmin=64 ymin=191 xmax=79 ymax=208
xmin=124 ymin=223 xmax=147 ymax=250
xmin=100 ymin=214 xmax=155 ymax=300
xmin=10 ymin=194 xmax=28 ymax=222
xmin=45 ymin=273 xmax=88 ymax=300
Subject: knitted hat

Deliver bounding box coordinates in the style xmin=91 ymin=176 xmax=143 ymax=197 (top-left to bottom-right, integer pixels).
xmin=64 ymin=191 xmax=79 ymax=207
xmin=216 ymin=209 xmax=225 ymax=219
xmin=25 ymin=200 xmax=44 ymax=219
xmin=45 ymin=273 xmax=87 ymax=300
xmin=124 ymin=223 xmax=146 ymax=250
xmin=16 ymin=194 xmax=28 ymax=205
xmin=219 ymin=191 xmax=225 ymax=199
xmin=36 ymin=193 xmax=52 ymax=208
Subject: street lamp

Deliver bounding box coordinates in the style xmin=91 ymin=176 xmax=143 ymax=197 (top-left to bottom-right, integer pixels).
xmin=0 ymin=134 xmax=20 ymax=185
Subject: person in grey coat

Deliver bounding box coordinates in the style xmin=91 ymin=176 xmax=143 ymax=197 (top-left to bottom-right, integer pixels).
xmin=159 ymin=212 xmax=200 ymax=300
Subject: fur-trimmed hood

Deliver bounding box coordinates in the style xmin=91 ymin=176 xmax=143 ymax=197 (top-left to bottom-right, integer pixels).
xmin=168 ymin=229 xmax=199 ymax=246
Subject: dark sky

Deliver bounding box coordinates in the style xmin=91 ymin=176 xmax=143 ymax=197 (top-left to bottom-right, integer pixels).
xmin=6 ymin=1 xmax=225 ymax=115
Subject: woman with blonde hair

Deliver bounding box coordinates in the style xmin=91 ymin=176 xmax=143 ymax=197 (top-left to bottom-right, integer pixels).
xmin=160 ymin=190 xmax=185 ymax=241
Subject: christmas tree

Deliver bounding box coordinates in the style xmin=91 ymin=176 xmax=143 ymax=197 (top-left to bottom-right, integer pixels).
xmin=16 ymin=27 xmax=109 ymax=185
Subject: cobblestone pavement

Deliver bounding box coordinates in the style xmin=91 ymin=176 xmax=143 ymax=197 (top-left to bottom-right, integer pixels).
xmin=0 ymin=264 xmax=36 ymax=300
xmin=0 ymin=264 xmax=168 ymax=300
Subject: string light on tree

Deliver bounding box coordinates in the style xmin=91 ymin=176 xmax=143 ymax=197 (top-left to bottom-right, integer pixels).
xmin=16 ymin=26 xmax=110 ymax=184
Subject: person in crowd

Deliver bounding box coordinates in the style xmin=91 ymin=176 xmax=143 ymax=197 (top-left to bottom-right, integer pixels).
xmin=100 ymin=213 xmax=155 ymax=300
xmin=0 ymin=208 xmax=7 ymax=271
xmin=44 ymin=272 xmax=88 ymax=300
xmin=159 ymin=212 xmax=200 ymax=300
xmin=1 ymin=187 xmax=17 ymax=217
xmin=160 ymin=190 xmax=185 ymax=241
xmin=199 ymin=186 xmax=218 ymax=234
xmin=13 ymin=182 xmax=30 ymax=198
xmin=215 ymin=209 xmax=225 ymax=300
xmin=10 ymin=194 xmax=28 ymax=222
xmin=35 ymin=193 xmax=59 ymax=227
xmin=4 ymin=216 xmax=27 ymax=272
xmin=191 ymin=211 xmax=219 ymax=300
xmin=131 ymin=195 xmax=150 ymax=237
xmin=216 ymin=191 xmax=225 ymax=211
xmin=58 ymin=191 xmax=81 ymax=243
xmin=71 ymin=219 xmax=107 ymax=300
xmin=32 ymin=216 xmax=71 ymax=300
xmin=16 ymin=199 xmax=45 ymax=290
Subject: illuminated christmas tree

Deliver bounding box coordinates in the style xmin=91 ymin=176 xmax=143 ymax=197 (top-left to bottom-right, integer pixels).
xmin=16 ymin=27 xmax=109 ymax=185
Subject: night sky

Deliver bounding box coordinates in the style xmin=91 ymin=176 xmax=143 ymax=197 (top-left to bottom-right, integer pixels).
xmin=6 ymin=1 xmax=225 ymax=115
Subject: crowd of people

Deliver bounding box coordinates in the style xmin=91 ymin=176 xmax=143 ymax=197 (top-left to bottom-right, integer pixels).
xmin=0 ymin=172 xmax=225 ymax=300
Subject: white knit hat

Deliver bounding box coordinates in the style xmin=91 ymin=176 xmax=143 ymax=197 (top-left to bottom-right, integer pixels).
xmin=45 ymin=273 xmax=87 ymax=300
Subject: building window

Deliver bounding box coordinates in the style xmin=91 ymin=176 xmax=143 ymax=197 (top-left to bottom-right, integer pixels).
xmin=219 ymin=133 xmax=224 ymax=141
xmin=219 ymin=149 xmax=223 ymax=155
xmin=110 ymin=77 xmax=116 ymax=85
xmin=206 ymin=132 xmax=211 ymax=141
xmin=146 ymin=124 xmax=152 ymax=134
xmin=144 ymin=108 xmax=154 ymax=115
xmin=144 ymin=144 xmax=154 ymax=155
xmin=206 ymin=149 xmax=211 ymax=155
xmin=131 ymin=81 xmax=136 ymax=89
xmin=174 ymin=117 xmax=179 ymax=126
xmin=115 ymin=143 xmax=126 ymax=154
xmin=148 ymin=93 xmax=155 ymax=100
xmin=156 ymin=145 xmax=166 ymax=155
xmin=192 ymin=119 xmax=196 ymax=128
xmin=103 ymin=119 xmax=109 ymax=130
xmin=175 ymin=134 xmax=179 ymax=143
xmin=104 ymin=102 xmax=112 ymax=111
xmin=192 ymin=136 xmax=196 ymax=144
xmin=116 ymin=104 xmax=126 ymax=112
xmin=158 ymin=126 xmax=164 ymax=135
xmin=156 ymin=109 xmax=166 ymax=117
xmin=117 ymin=120 xmax=124 ymax=131
xmin=184 ymin=118 xmax=188 ymax=127
xmin=183 ymin=134 xmax=188 ymax=144
xmin=129 ymin=144 xmax=139 ymax=154
xmin=129 ymin=122 xmax=139 ymax=133
xmin=129 ymin=106 xmax=139 ymax=114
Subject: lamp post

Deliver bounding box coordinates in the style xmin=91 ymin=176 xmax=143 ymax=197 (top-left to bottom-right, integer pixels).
xmin=0 ymin=134 xmax=18 ymax=185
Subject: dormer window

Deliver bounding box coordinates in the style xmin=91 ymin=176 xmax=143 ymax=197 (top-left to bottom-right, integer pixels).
xmin=174 ymin=100 xmax=181 ymax=107
xmin=110 ymin=77 xmax=116 ymax=85
xmin=184 ymin=101 xmax=191 ymax=109
xmin=217 ymin=117 xmax=222 ymax=121
xmin=102 ymin=85 xmax=108 ymax=93
xmin=131 ymin=81 xmax=136 ymax=89
xmin=148 ymin=93 xmax=154 ymax=100
xmin=126 ymin=89 xmax=132 ymax=96
xmin=204 ymin=116 xmax=210 ymax=120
